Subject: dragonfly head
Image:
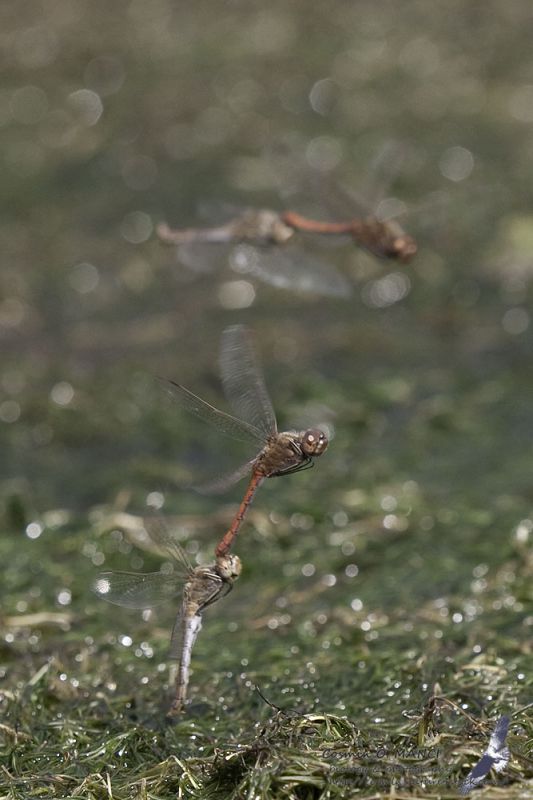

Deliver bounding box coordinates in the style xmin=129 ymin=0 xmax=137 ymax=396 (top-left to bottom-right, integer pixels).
xmin=379 ymin=219 xmax=417 ymax=262
xmin=301 ymin=428 xmax=328 ymax=458
xmin=391 ymin=233 xmax=417 ymax=262
xmin=216 ymin=553 xmax=242 ymax=580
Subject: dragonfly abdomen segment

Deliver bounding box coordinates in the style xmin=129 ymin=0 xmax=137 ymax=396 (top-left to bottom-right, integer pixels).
xmin=215 ymin=471 xmax=265 ymax=558
xmin=282 ymin=210 xmax=417 ymax=263
xmin=281 ymin=210 xmax=354 ymax=235
xmin=168 ymin=561 xmax=240 ymax=715
xmin=169 ymin=606 xmax=203 ymax=716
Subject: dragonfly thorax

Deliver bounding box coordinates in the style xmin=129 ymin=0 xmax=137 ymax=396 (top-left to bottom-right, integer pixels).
xmin=255 ymin=428 xmax=328 ymax=477
xmin=232 ymin=209 xmax=295 ymax=245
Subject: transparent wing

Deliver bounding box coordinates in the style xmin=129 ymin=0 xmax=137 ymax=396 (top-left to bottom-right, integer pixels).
xmin=92 ymin=571 xmax=183 ymax=609
xmin=160 ymin=379 xmax=265 ymax=445
xmin=229 ymin=244 xmax=352 ymax=299
xmin=194 ymin=459 xmax=254 ymax=495
xmin=196 ymin=200 xmax=248 ymax=224
xmin=219 ymin=324 xmax=277 ymax=440
xmin=176 ymin=241 xmax=232 ymax=274
xmin=143 ymin=516 xmax=193 ymax=573
xmin=329 ymin=141 xmax=410 ymax=213
xmin=364 ymin=140 xmax=410 ymax=205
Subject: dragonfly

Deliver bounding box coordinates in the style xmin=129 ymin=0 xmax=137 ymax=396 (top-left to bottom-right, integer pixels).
xmin=92 ymin=519 xmax=241 ymax=715
xmin=281 ymin=141 xmax=419 ymax=262
xmin=163 ymin=324 xmax=329 ymax=558
xmin=281 ymin=210 xmax=417 ymax=262
xmin=156 ymin=141 xmax=420 ymax=297
xmin=156 ymin=209 xmax=352 ymax=298
xmin=156 ymin=194 xmax=417 ymax=299
xmin=157 ymin=206 xmax=416 ymax=262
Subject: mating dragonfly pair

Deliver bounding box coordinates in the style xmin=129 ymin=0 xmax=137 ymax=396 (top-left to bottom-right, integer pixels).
xmin=94 ymin=325 xmax=329 ymax=713
xmin=157 ymin=204 xmax=417 ymax=298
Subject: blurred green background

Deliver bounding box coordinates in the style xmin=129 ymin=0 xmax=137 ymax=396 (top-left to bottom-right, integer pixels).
xmin=1 ymin=1 xmax=532 ymax=797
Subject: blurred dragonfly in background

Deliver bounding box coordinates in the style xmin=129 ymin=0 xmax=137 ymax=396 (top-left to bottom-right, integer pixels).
xmin=162 ymin=324 xmax=329 ymax=557
xmin=156 ymin=208 xmax=352 ymax=298
xmin=157 ymin=205 xmax=416 ymax=260
xmin=157 ymin=204 xmax=416 ymax=299
xmin=92 ymin=518 xmax=241 ymax=715
xmin=156 ymin=149 xmax=418 ymax=298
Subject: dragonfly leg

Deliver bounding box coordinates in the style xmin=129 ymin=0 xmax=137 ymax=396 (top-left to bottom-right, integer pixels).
xmin=271 ymin=458 xmax=313 ymax=477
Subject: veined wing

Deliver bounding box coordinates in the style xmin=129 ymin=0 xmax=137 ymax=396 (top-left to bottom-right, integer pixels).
xmin=315 ymin=141 xmax=409 ymax=216
xmin=92 ymin=570 xmax=183 ymax=609
xmin=194 ymin=459 xmax=254 ymax=495
xmin=143 ymin=516 xmax=193 ymax=573
xmin=230 ymin=244 xmax=352 ymax=299
xmin=175 ymin=241 xmax=231 ymax=274
xmin=161 ymin=379 xmax=265 ymax=445
xmin=219 ymin=324 xmax=277 ymax=441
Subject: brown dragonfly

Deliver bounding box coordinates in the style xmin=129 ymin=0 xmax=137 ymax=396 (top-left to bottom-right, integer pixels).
xmin=92 ymin=519 xmax=241 ymax=714
xmin=156 ymin=201 xmax=416 ymax=298
xmin=163 ymin=324 xmax=328 ymax=557
xmin=282 ymin=210 xmax=417 ymax=262
xmin=157 ymin=208 xmax=416 ymax=260
xmin=156 ymin=209 xmax=351 ymax=298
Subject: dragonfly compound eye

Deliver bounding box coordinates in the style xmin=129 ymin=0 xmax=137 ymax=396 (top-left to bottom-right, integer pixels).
xmin=302 ymin=429 xmax=328 ymax=457
xmin=229 ymin=555 xmax=242 ymax=578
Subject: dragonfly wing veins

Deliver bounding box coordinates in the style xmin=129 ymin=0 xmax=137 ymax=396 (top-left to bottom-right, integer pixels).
xmin=219 ymin=324 xmax=277 ymax=440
